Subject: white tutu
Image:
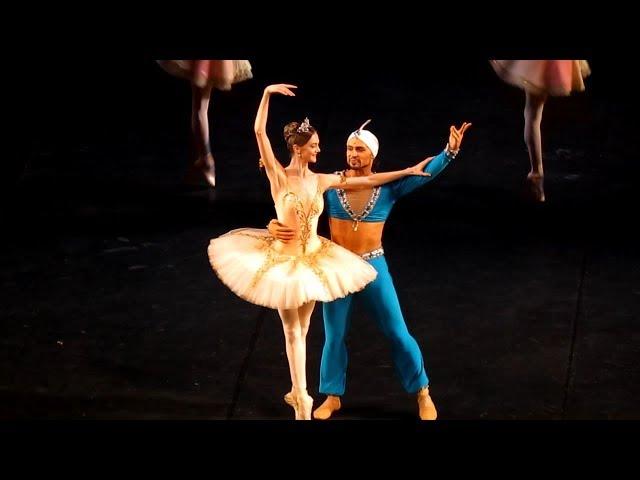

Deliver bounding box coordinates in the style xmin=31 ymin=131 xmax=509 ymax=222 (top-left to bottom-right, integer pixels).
xmin=207 ymin=228 xmax=377 ymax=310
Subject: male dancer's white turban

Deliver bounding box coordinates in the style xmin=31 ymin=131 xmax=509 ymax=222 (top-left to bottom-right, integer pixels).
xmin=348 ymin=119 xmax=379 ymax=158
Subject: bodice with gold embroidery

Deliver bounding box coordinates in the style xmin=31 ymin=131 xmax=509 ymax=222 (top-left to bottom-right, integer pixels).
xmin=276 ymin=174 xmax=324 ymax=254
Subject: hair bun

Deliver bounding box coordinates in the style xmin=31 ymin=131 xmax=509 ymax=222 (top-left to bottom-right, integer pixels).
xmin=283 ymin=122 xmax=299 ymax=141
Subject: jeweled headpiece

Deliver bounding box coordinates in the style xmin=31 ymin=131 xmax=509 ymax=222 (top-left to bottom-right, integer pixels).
xmin=297 ymin=117 xmax=312 ymax=134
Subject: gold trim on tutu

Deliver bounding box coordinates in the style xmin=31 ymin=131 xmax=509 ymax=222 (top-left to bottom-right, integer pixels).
xmin=207 ymin=228 xmax=378 ymax=310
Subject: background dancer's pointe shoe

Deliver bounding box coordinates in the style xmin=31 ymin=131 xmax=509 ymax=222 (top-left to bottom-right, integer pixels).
xmin=312 ymin=395 xmax=341 ymax=420
xmin=193 ymin=153 xmax=216 ymax=188
xmin=526 ymin=172 xmax=545 ymax=202
xmin=417 ymin=387 xmax=437 ymax=420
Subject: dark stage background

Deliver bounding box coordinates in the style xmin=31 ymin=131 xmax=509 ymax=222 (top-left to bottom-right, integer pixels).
xmin=1 ymin=54 xmax=638 ymax=421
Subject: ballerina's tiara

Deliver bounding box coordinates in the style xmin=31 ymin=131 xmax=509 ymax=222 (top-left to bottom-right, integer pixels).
xmin=297 ymin=117 xmax=312 ymax=133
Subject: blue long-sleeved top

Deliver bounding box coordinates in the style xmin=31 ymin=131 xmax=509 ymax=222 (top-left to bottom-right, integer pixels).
xmin=325 ymin=149 xmax=453 ymax=222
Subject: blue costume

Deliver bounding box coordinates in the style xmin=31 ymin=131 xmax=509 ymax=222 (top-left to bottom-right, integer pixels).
xmin=320 ymin=148 xmax=454 ymax=395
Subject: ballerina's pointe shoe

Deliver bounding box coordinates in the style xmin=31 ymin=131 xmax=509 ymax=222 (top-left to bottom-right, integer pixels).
xmin=284 ymin=390 xmax=301 ymax=420
xmin=312 ymin=395 xmax=341 ymax=420
xmin=417 ymin=387 xmax=437 ymax=420
xmin=297 ymin=393 xmax=314 ymax=421
xmin=526 ymin=172 xmax=545 ymax=202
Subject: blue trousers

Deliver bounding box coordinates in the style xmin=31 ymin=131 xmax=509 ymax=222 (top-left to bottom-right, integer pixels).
xmin=319 ymin=255 xmax=429 ymax=395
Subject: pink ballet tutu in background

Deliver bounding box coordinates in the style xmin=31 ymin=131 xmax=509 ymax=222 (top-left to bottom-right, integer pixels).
xmin=157 ymin=60 xmax=253 ymax=90
xmin=490 ymin=60 xmax=591 ymax=96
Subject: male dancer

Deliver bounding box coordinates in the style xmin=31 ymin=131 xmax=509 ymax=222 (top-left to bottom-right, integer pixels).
xmin=269 ymin=120 xmax=471 ymax=419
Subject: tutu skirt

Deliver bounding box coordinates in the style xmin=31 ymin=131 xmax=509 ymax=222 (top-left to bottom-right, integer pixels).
xmin=207 ymin=228 xmax=378 ymax=310
xmin=157 ymin=59 xmax=253 ymax=90
xmin=491 ymin=60 xmax=591 ymax=96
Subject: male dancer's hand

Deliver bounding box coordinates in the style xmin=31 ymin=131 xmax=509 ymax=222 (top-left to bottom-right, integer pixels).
xmin=267 ymin=219 xmax=296 ymax=243
xmin=448 ymin=122 xmax=472 ymax=151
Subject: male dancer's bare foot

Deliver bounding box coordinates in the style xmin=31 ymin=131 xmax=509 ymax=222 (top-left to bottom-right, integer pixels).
xmin=417 ymin=387 xmax=437 ymax=420
xmin=526 ymin=172 xmax=545 ymax=202
xmin=312 ymin=395 xmax=341 ymax=420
